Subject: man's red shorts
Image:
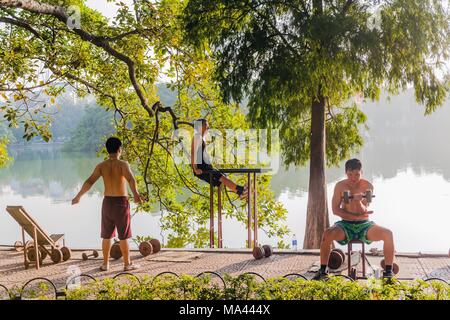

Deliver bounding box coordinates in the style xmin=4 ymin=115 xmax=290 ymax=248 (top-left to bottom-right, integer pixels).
xmin=101 ymin=196 xmax=132 ymax=240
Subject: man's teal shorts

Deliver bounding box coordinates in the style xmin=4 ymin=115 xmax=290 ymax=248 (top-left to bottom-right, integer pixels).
xmin=334 ymin=220 xmax=375 ymax=245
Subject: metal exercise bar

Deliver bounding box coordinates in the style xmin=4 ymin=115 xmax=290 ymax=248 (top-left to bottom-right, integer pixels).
xmin=208 ymin=168 xmax=271 ymax=249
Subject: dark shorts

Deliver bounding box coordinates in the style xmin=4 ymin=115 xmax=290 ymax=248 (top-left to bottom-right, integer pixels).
xmin=101 ymin=196 xmax=132 ymax=240
xmin=194 ymin=168 xmax=224 ymax=187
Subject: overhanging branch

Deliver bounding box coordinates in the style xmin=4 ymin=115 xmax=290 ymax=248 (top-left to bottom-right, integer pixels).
xmin=0 ymin=16 xmax=42 ymax=38
xmin=0 ymin=0 xmax=153 ymax=116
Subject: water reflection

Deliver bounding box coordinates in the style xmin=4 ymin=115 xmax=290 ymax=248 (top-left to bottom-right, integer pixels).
xmin=0 ymin=90 xmax=449 ymax=251
xmin=0 ymin=146 xmax=102 ymax=201
xmin=271 ymin=91 xmax=450 ymax=197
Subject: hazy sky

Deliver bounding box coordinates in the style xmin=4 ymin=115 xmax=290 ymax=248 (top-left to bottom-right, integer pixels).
xmin=85 ymin=0 xmax=133 ymax=19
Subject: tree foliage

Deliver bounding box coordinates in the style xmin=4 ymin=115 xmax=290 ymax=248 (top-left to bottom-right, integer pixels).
xmin=0 ymin=0 xmax=289 ymax=246
xmin=184 ymin=0 xmax=450 ymax=167
xmin=63 ymin=103 xmax=115 ymax=152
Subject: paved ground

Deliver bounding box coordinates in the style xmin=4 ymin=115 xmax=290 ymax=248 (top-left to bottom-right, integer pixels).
xmin=0 ymin=248 xmax=449 ymax=291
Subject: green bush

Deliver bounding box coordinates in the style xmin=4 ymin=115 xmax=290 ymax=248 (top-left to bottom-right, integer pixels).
xmin=61 ymin=275 xmax=449 ymax=301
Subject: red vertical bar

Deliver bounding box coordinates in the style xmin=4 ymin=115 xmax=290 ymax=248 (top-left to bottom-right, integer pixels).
xmin=218 ymin=184 xmax=223 ymax=248
xmin=347 ymin=243 xmax=352 ymax=277
xmin=247 ymin=173 xmax=252 ymax=248
xmin=362 ymin=243 xmax=366 ymax=278
xmin=209 ymin=173 xmax=214 ymax=248
xmin=253 ymin=172 xmax=257 ymax=248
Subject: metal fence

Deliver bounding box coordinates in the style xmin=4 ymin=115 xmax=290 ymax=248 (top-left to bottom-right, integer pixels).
xmin=0 ymin=271 xmax=448 ymax=300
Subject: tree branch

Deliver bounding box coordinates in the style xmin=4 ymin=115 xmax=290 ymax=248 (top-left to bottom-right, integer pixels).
xmin=101 ymin=28 xmax=159 ymax=42
xmin=151 ymin=101 xmax=194 ymax=130
xmin=0 ymin=76 xmax=60 ymax=92
xmin=0 ymin=0 xmax=154 ymax=116
xmin=0 ymin=16 xmax=42 ymax=38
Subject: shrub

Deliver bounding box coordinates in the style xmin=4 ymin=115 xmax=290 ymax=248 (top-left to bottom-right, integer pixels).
xmin=60 ymin=275 xmax=449 ymax=301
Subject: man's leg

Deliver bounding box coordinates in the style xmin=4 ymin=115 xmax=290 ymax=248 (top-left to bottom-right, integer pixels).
xmin=320 ymin=227 xmax=346 ymax=265
xmin=313 ymin=226 xmax=346 ymax=280
xmin=119 ymin=239 xmax=131 ymax=266
xmin=367 ymin=225 xmax=395 ymax=265
xmin=102 ymin=238 xmax=112 ymax=267
xmin=219 ymin=176 xmax=239 ymax=192
xmin=101 ymin=198 xmax=116 ymax=270
xmin=114 ymin=197 xmax=138 ymax=270
xmin=219 ymin=176 xmax=248 ymax=197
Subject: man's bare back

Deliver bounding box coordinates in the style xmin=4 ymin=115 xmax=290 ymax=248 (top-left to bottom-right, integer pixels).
xmin=96 ymin=159 xmax=131 ymax=197
xmin=332 ymin=179 xmax=374 ymax=221
xmin=72 ymin=157 xmax=143 ymax=204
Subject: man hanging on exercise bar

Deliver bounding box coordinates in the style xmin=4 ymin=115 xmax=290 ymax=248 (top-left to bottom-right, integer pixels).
xmin=191 ymin=119 xmax=248 ymax=199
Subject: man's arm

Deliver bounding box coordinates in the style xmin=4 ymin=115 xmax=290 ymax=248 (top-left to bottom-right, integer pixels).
xmin=123 ymin=162 xmax=143 ymax=203
xmin=331 ymin=184 xmax=366 ymax=220
xmin=191 ymin=135 xmax=202 ymax=175
xmin=72 ymin=165 xmax=101 ymax=205
xmin=363 ymin=181 xmax=374 ymax=208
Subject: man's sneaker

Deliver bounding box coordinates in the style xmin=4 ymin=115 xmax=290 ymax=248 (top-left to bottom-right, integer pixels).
xmin=383 ymin=270 xmax=395 ymax=282
xmin=312 ymin=270 xmax=329 ymax=281
xmin=236 ymin=185 xmax=249 ymax=200
xmin=124 ymin=263 xmax=140 ymax=272
xmin=240 ymin=186 xmax=249 ymax=199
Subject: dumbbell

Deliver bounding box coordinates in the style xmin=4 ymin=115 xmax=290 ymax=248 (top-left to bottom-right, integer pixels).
xmin=139 ymin=241 xmax=153 ymax=257
xmin=380 ymin=259 xmax=400 ymax=274
xmin=26 ymin=247 xmax=42 ymax=263
xmin=343 ymin=189 xmax=376 ymax=204
xmin=82 ymin=250 xmax=99 ymax=261
xmin=26 ymin=245 xmax=47 ymax=261
xmin=262 ymin=245 xmax=273 ymax=257
xmin=150 ymin=239 xmax=161 ymax=254
xmin=252 ymin=245 xmax=273 ymax=260
xmin=25 ymin=240 xmax=34 ymax=248
xmin=139 ymin=239 xmax=162 ymax=257
xmin=328 ymin=249 xmax=346 ymax=270
xmin=252 ymin=246 xmax=264 ymax=260
xmin=110 ymin=241 xmax=122 ymax=260
xmin=14 ymin=241 xmax=24 ymax=252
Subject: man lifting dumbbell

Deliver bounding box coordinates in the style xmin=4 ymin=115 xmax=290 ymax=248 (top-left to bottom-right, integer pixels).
xmin=313 ymin=159 xmax=396 ymax=281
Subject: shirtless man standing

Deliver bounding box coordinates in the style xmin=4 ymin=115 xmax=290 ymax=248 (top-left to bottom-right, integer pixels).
xmin=72 ymin=137 xmax=143 ymax=271
xmin=313 ymin=159 xmax=396 ymax=280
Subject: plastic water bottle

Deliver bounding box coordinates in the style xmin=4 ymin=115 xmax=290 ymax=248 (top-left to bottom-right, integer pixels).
xmin=374 ymin=267 xmax=381 ymax=279
xmin=292 ymin=234 xmax=298 ymax=251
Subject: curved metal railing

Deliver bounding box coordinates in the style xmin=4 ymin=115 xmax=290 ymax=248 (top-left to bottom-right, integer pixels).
xmin=0 ymin=271 xmax=447 ymax=300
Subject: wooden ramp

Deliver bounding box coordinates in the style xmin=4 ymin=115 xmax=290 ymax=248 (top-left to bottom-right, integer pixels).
xmin=5 ymin=206 xmax=66 ymax=270
xmin=6 ymin=206 xmax=63 ymax=247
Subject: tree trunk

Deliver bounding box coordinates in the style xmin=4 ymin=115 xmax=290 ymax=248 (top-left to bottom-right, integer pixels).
xmin=303 ymin=95 xmax=329 ymax=249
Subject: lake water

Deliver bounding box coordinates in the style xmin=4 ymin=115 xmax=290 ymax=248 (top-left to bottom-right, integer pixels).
xmin=1 ymin=94 xmax=450 ymax=253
